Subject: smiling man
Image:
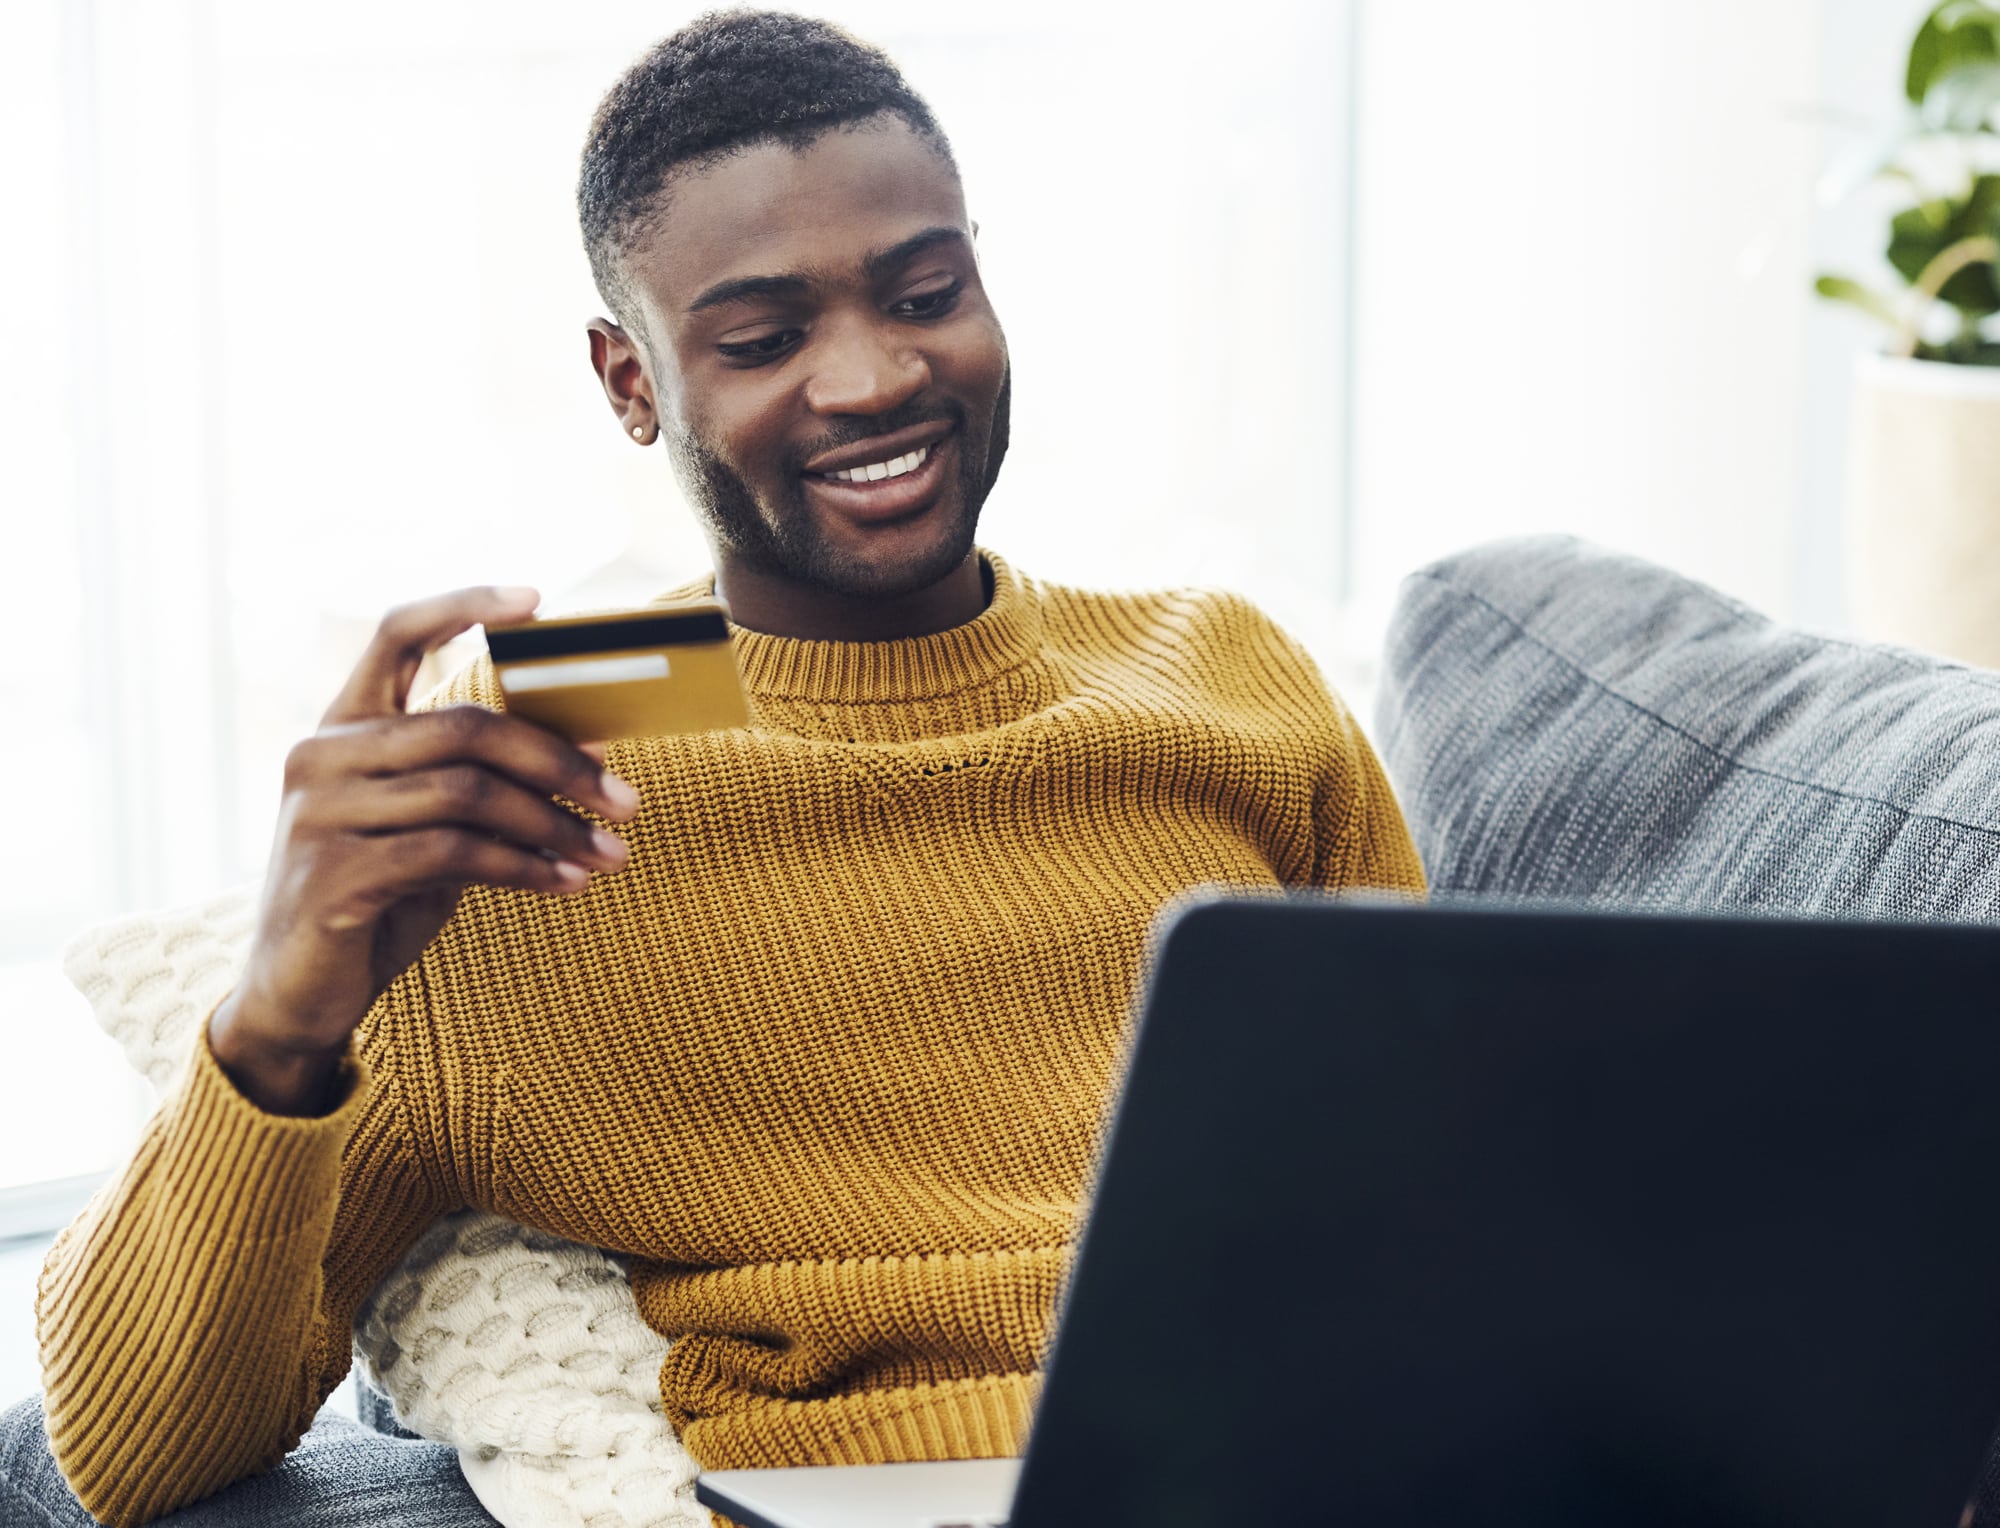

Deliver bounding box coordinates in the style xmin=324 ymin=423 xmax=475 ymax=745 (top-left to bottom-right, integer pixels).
xmin=581 ymin=10 xmax=1010 ymax=642
xmin=7 ymin=11 xmax=1423 ymax=1528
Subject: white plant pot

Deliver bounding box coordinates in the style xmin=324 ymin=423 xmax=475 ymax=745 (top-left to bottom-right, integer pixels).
xmin=1845 ymin=352 xmax=2000 ymax=667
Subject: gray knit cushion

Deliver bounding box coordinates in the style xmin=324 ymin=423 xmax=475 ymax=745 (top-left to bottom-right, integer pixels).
xmin=1375 ymin=536 xmax=2000 ymax=920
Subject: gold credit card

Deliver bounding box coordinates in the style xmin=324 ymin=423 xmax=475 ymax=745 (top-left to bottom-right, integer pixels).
xmin=484 ymin=597 xmax=750 ymax=742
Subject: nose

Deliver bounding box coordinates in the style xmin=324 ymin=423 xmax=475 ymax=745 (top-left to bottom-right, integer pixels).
xmin=803 ymin=311 xmax=930 ymax=418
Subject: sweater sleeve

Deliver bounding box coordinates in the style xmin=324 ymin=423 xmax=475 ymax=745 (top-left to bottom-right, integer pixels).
xmin=33 ymin=994 xmax=456 ymax=1528
xmin=1312 ymin=688 xmax=1427 ymax=895
xmin=1219 ymin=592 xmax=1424 ymax=896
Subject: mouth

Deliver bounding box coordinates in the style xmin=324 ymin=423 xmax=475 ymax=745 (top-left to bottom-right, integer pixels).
xmin=800 ymin=427 xmax=956 ymax=524
xmin=814 ymin=441 xmax=936 ymax=485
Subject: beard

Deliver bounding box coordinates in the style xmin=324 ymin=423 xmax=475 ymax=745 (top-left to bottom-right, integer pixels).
xmin=665 ymin=368 xmax=1012 ymax=602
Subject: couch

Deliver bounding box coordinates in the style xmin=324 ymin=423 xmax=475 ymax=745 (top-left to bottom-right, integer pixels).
xmin=1377 ymin=536 xmax=2000 ymax=920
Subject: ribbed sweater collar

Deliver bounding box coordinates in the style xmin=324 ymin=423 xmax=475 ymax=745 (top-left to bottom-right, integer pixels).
xmin=662 ymin=550 xmax=1037 ymax=704
xmin=660 ymin=550 xmax=1053 ymax=742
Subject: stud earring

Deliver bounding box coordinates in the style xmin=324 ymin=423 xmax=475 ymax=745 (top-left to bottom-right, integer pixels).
xmin=631 ymin=425 xmax=646 ymax=441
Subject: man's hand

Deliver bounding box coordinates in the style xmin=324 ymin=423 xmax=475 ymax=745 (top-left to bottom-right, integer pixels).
xmin=208 ymin=586 xmax=641 ymax=1116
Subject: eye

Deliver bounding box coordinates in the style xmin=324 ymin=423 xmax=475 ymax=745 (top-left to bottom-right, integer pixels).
xmin=893 ymin=282 xmax=962 ymax=320
xmin=716 ymin=330 xmax=801 ymax=365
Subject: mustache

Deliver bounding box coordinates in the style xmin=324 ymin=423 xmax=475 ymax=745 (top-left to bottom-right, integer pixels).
xmin=785 ymin=400 xmax=963 ymax=474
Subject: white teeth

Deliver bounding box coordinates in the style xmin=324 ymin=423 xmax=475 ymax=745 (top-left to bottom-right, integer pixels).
xmin=822 ymin=444 xmax=931 ymax=483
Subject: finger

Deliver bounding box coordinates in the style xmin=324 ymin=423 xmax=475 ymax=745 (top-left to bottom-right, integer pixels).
xmin=304 ymin=706 xmax=640 ymax=823
xmin=318 ymin=828 xmax=593 ymax=926
xmin=322 ymin=585 xmax=540 ymax=727
xmin=309 ymin=767 xmax=629 ymax=872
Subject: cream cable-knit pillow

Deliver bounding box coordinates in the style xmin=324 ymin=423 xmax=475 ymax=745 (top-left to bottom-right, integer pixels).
xmin=59 ymin=890 xmax=700 ymax=1528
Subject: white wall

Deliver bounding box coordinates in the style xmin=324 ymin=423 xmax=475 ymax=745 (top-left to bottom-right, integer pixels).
xmin=1800 ymin=0 xmax=1939 ymax=628
xmin=1346 ymin=0 xmax=1919 ymax=654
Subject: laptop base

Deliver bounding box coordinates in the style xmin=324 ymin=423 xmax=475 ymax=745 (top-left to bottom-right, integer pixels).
xmin=696 ymin=1458 xmax=1019 ymax=1528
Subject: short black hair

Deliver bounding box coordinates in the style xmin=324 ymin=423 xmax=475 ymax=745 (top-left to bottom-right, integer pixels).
xmin=578 ymin=9 xmax=958 ymax=332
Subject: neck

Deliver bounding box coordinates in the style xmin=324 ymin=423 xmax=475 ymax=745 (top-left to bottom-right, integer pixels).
xmin=712 ymin=548 xmax=990 ymax=641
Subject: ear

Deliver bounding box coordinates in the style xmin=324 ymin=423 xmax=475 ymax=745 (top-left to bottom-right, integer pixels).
xmin=587 ymin=318 xmax=658 ymax=446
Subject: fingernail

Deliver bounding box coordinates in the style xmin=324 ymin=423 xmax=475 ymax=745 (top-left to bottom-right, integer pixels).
xmin=600 ymin=773 xmax=641 ymax=816
xmin=553 ymin=860 xmax=589 ymax=889
xmin=494 ymin=585 xmax=539 ymax=604
xmin=591 ymin=829 xmax=628 ymax=867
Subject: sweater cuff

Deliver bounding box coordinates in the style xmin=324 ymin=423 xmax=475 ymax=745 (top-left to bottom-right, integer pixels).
xmin=154 ymin=1017 xmax=376 ymax=1244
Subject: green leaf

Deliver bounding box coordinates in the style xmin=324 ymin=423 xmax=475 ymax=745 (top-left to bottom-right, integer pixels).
xmin=1915 ymin=336 xmax=2000 ymax=364
xmin=1920 ymin=60 xmax=2000 ymax=130
xmin=1938 ymin=265 xmax=2000 ymax=317
xmin=1908 ymin=0 xmax=2000 ymax=107
xmin=1889 ymin=198 xmax=1958 ymax=281
xmin=1815 ymin=275 xmax=1903 ymax=328
xmin=1887 ymin=175 xmax=2000 ymax=313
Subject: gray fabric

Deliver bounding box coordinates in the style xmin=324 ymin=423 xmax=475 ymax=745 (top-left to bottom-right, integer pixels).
xmin=1376 ymin=535 xmax=2000 ymax=920
xmin=353 ymin=1380 xmax=422 ymax=1443
xmin=0 ymin=1396 xmax=496 ymax=1528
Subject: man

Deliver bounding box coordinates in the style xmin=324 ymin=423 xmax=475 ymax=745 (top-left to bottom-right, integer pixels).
xmin=3 ymin=10 xmax=1423 ymax=1526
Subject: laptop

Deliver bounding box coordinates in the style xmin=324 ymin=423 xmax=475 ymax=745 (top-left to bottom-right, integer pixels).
xmin=700 ymin=895 xmax=2000 ymax=1528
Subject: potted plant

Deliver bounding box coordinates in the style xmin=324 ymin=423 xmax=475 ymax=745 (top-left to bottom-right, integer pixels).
xmin=1818 ymin=0 xmax=2000 ymax=665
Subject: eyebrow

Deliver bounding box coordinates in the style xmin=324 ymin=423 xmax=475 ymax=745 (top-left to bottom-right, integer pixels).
xmin=685 ymin=226 xmax=968 ymax=315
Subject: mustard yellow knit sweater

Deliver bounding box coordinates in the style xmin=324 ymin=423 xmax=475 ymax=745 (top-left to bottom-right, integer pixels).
xmin=36 ymin=552 xmax=1424 ymax=1526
